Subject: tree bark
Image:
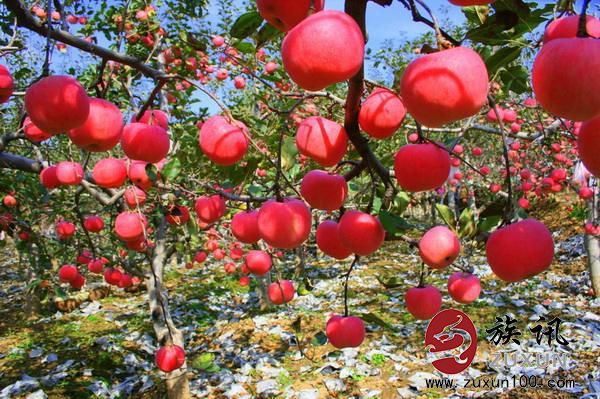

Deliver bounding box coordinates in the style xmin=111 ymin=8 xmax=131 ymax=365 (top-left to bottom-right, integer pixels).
xmin=146 ymin=221 xmax=191 ymax=399
xmin=585 ymin=186 xmax=600 ymax=297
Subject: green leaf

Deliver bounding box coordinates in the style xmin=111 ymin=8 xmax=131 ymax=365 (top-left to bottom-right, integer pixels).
xmin=485 ymin=46 xmax=522 ymax=76
xmin=230 ymin=11 xmax=263 ymax=40
xmin=463 ymin=5 xmax=490 ymax=25
xmin=458 ymin=207 xmax=476 ymax=239
xmin=435 ymin=204 xmax=456 ymax=228
xmin=232 ymin=40 xmax=255 ymax=54
xmin=161 ymin=158 xmax=181 ymax=181
xmin=191 ymin=352 xmax=218 ymax=371
xmin=378 ymin=210 xmax=411 ymax=235
xmin=394 ymin=191 xmax=410 ymax=215
xmin=500 ymin=65 xmax=529 ymax=94
xmin=54 ymin=287 xmax=68 ymax=301
xmin=360 ymin=312 xmax=398 ymax=332
xmin=311 ymin=331 xmax=328 ymax=346
xmin=256 ymin=23 xmax=281 ymax=48
xmin=478 ymin=215 xmax=502 ymax=233
xmin=281 ymin=136 xmax=297 ymax=171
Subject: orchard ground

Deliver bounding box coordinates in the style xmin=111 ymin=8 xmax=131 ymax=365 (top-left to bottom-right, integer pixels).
xmin=1 ymin=196 xmax=598 ymax=399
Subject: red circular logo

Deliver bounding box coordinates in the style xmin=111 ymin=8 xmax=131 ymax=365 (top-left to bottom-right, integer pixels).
xmin=425 ymin=309 xmax=477 ymax=374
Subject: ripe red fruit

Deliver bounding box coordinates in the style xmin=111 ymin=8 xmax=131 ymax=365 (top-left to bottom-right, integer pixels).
xmin=0 ymin=64 xmax=14 ymax=103
xmin=472 ymin=147 xmax=483 ymax=156
xmin=224 ymin=262 xmax=236 ymax=274
xmin=118 ymin=274 xmax=133 ymax=288
xmin=296 ymin=116 xmax=348 ymax=167
xmin=92 ymin=158 xmax=127 ymax=188
xmin=114 ymin=212 xmax=147 ymax=242
xmin=400 ymin=47 xmax=488 ymax=127
xmin=325 ymin=315 xmax=365 ymax=349
xmin=124 ymin=186 xmax=147 ymax=208
xmin=543 ymin=15 xmax=600 ymax=43
xmin=257 ymin=199 xmax=311 ymax=249
xmin=282 ymin=10 xmax=364 ymax=91
xmin=166 ymin=205 xmax=190 ymax=225
xmin=231 ymin=210 xmax=261 ymax=244
xmin=131 ymin=109 xmax=169 ymax=129
xmin=233 ymin=76 xmax=246 ymax=89
xmin=579 ymin=186 xmax=594 ymax=200
xmin=194 ymin=251 xmax=207 ymax=264
xmin=2 ymin=194 xmax=16 ymax=207
xmin=517 ymin=197 xmax=530 ymax=209
xmin=198 ymin=116 xmax=249 ymax=166
xmin=268 ymin=280 xmax=295 ymax=305
xmin=212 ymin=35 xmax=224 ymax=47
xmin=84 ymin=215 xmax=104 ymax=232
xmin=216 ymin=69 xmax=228 ymax=80
xmin=480 ymin=166 xmax=490 ymax=175
xmin=55 ymin=161 xmax=84 ymax=185
xmin=577 ymin=116 xmax=600 ymax=178
xmin=418 ymin=226 xmax=461 ymax=269
xmin=194 ymin=195 xmax=226 ymax=224
xmin=58 ymin=264 xmax=78 ymax=282
xmin=532 ymin=38 xmax=600 ymax=121
xmin=359 ymin=88 xmax=406 ymax=139
xmin=405 ymin=285 xmax=442 ymax=320
xmin=88 ymin=259 xmax=105 ymax=274
xmin=244 ymin=250 xmax=272 ymax=276
xmin=316 ymin=220 xmax=353 ymax=260
xmin=70 ymin=273 xmax=85 ymax=289
xmin=447 ymin=272 xmax=481 ymax=304
xmin=77 ymin=250 xmax=92 ymax=264
xmin=104 ymin=268 xmax=123 ymax=285
xmin=239 ymin=276 xmax=250 ymax=286
xmin=338 ymin=210 xmax=385 ymax=256
xmin=486 ymin=218 xmax=554 ymax=282
xmin=56 ymin=220 xmax=76 ymax=240
xmin=155 ymin=345 xmax=185 ymax=373
xmin=300 ymin=170 xmax=347 ymax=211
xmin=127 ymin=160 xmax=157 ymax=191
xmin=23 ymin=117 xmax=52 ymax=142
xmin=489 ymin=183 xmax=501 ymax=193
xmin=256 ymin=0 xmax=324 ymax=32
xmin=68 ymin=98 xmax=123 ymax=151
xmin=394 ymin=143 xmax=451 ymax=192
xmin=25 ymin=75 xmax=90 ymax=133
xmin=121 ymin=123 xmax=170 ymax=163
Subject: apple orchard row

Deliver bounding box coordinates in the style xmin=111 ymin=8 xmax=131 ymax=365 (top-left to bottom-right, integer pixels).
xmin=0 ymin=0 xmax=599 ymax=373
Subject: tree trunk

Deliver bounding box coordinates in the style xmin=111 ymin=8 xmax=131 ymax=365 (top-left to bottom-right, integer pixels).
xmin=586 ymin=185 xmax=600 ymax=298
xmin=146 ymin=221 xmax=191 ymax=399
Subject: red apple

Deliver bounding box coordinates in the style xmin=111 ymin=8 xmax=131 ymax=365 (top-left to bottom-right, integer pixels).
xmin=543 ymin=15 xmax=600 ymax=43
xmin=40 ymin=166 xmax=61 ymax=189
xmin=239 ymin=276 xmax=250 ymax=286
xmin=55 ymin=161 xmax=84 ymax=185
xmin=532 ymin=37 xmax=600 ymax=121
xmin=2 ymin=194 xmax=16 ymax=207
xmin=194 ymin=195 xmax=226 ymax=224
xmin=118 ymin=273 xmax=133 ymax=288
xmin=131 ymin=109 xmax=169 ymax=129
xmin=121 ymin=123 xmax=170 ymax=163
xmin=577 ymin=115 xmax=600 ymax=178
xmin=88 ymin=259 xmax=105 ymax=274
xmin=300 ymin=170 xmax=348 ymax=211
xmin=114 ymin=211 xmax=147 ymax=242
xmin=128 ymin=160 xmax=157 ymax=191
xmin=405 ymin=285 xmax=442 ymax=320
xmin=84 ymin=215 xmax=104 ymax=232
xmin=70 ymin=273 xmax=85 ymax=289
xmin=244 ymin=250 xmax=272 ymax=276
xmin=338 ymin=210 xmax=385 ymax=256
xmin=198 ymin=116 xmax=249 ymax=166
xmin=124 ymin=186 xmax=147 ymax=208
xmin=155 ymin=345 xmax=185 ymax=372
xmin=359 ymin=88 xmax=406 ymax=139
xmin=447 ymin=272 xmax=481 ymax=304
xmin=58 ymin=264 xmax=78 ymax=282
xmin=394 ymin=143 xmax=451 ymax=192
xmin=194 ymin=251 xmax=207 ymax=264
xmin=486 ymin=218 xmax=554 ymax=282
xmin=212 ymin=35 xmax=224 ymax=47
xmin=419 ymin=226 xmax=461 ymax=269
xmin=296 ymin=116 xmax=348 ymax=167
xmin=68 ymin=98 xmax=123 ymax=152
xmin=282 ymin=10 xmax=364 ymax=91
xmin=0 ymin=64 xmax=14 ymax=103
xmin=104 ymin=268 xmax=123 ymax=285
xmin=231 ymin=210 xmax=261 ymax=244
xmin=165 ymin=205 xmax=190 ymax=225
xmin=92 ymin=158 xmax=127 ymax=188
xmin=56 ymin=220 xmax=76 ymax=240
xmin=256 ymin=0 xmax=324 ymax=32
xmin=326 ymin=315 xmax=365 ymax=349
xmin=400 ymin=47 xmax=488 ymax=127
xmin=316 ymin=220 xmax=353 ymax=260
xmin=268 ymin=280 xmax=295 ymax=304
xmin=23 ymin=117 xmax=52 ymax=142
xmin=25 ymin=75 xmax=90 ymax=133
xmin=257 ymin=199 xmax=311 ymax=249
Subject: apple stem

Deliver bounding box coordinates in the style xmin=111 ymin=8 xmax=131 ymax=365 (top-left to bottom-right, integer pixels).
xmin=343 ymin=255 xmax=360 ymax=317
xmin=577 ymin=0 xmax=592 ymax=38
xmin=488 ymin=95 xmax=514 ymax=225
xmin=418 ymin=262 xmax=426 ymax=288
